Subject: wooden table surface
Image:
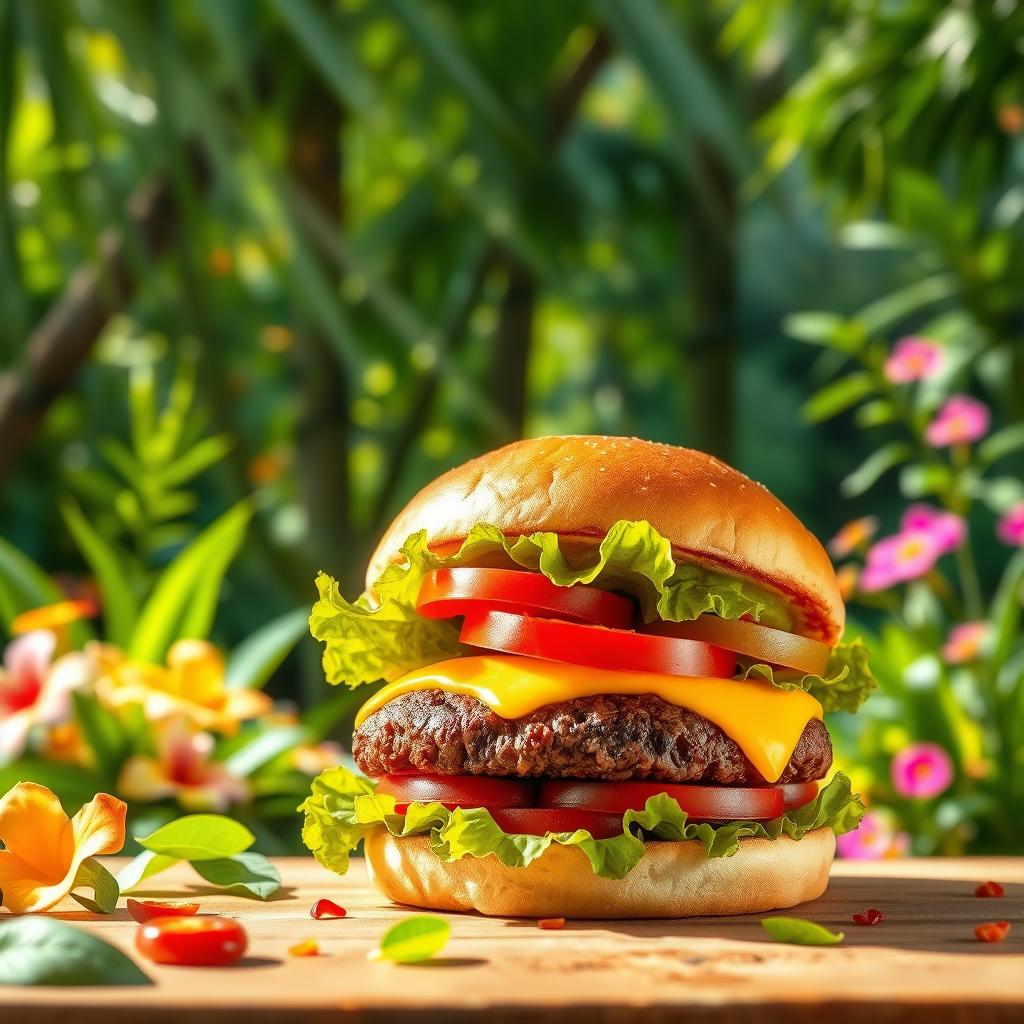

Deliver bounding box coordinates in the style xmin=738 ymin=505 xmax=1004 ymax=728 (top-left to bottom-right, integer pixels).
xmin=3 ymin=855 xmax=1023 ymax=1023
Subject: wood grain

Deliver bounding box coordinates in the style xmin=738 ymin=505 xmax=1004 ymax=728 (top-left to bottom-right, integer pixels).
xmin=3 ymin=856 xmax=1023 ymax=1023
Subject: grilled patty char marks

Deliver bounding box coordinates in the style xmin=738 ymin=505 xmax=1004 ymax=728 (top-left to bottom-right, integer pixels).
xmin=353 ymin=689 xmax=831 ymax=785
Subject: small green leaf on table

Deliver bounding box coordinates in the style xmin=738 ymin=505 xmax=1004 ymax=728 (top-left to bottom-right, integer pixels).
xmin=69 ymin=858 xmax=120 ymax=914
xmin=136 ymin=814 xmax=255 ymax=860
xmin=761 ymin=916 xmax=845 ymax=946
xmin=192 ymin=852 xmax=282 ymax=901
xmin=0 ymin=918 xmax=151 ymax=986
xmin=116 ymin=850 xmax=181 ymax=893
xmin=370 ymin=915 xmax=451 ymax=963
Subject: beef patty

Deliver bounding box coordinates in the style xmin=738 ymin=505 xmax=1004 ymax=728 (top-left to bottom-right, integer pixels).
xmin=353 ymin=690 xmax=832 ymax=785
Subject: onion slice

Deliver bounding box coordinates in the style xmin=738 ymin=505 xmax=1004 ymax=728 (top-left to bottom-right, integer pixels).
xmin=642 ymin=616 xmax=831 ymax=676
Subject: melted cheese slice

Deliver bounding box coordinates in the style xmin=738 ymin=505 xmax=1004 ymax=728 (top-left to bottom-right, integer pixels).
xmin=355 ymin=654 xmax=822 ymax=784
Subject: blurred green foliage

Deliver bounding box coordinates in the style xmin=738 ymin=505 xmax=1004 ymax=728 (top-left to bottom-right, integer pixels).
xmin=2 ymin=1 xmax=1024 ymax=852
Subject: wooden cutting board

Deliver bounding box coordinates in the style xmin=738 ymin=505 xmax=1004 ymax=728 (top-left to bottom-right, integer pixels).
xmin=3 ymin=856 xmax=1023 ymax=1022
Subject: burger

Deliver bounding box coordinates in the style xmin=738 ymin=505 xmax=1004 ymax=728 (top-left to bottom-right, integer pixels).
xmin=301 ymin=436 xmax=872 ymax=918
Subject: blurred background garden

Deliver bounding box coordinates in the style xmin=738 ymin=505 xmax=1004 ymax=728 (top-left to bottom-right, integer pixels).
xmin=2 ymin=0 xmax=1024 ymax=856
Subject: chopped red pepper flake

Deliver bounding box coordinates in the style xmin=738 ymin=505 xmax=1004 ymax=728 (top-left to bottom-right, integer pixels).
xmin=852 ymin=908 xmax=885 ymax=926
xmin=538 ymin=917 xmax=566 ymax=930
xmin=974 ymin=881 xmax=1006 ymax=898
xmin=310 ymin=899 xmax=347 ymax=920
xmin=289 ymin=939 xmax=320 ymax=957
xmin=975 ymin=921 xmax=1011 ymax=943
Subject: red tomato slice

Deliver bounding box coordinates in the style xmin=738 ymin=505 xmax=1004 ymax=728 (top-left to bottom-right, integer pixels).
xmin=375 ymin=773 xmax=537 ymax=808
xmin=488 ymin=807 xmax=624 ymax=839
xmin=417 ymin=568 xmax=635 ymax=629
xmin=775 ymin=781 xmax=818 ymax=812
xmin=540 ymin=780 xmax=784 ymax=821
xmin=459 ymin=609 xmax=735 ymax=678
xmin=136 ymin=915 xmax=248 ymax=967
xmin=642 ymin=617 xmax=830 ymax=676
xmin=126 ymin=898 xmax=201 ymax=924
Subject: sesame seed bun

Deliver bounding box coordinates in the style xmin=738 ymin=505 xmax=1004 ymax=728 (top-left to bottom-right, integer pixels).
xmin=368 ymin=436 xmax=843 ymax=642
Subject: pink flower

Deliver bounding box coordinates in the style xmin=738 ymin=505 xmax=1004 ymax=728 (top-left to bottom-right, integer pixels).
xmin=836 ymin=811 xmax=910 ymax=860
xmin=892 ymin=743 xmax=953 ymax=799
xmin=997 ymin=503 xmax=1024 ymax=546
xmin=900 ymin=504 xmax=966 ymax=553
xmin=860 ymin=531 xmax=944 ymax=592
xmin=0 ymin=631 xmax=93 ymax=762
xmin=884 ymin=337 xmax=943 ymax=383
xmin=828 ymin=516 xmax=879 ymax=558
xmin=942 ymin=622 xmax=990 ymax=664
xmin=924 ymin=394 xmax=990 ymax=447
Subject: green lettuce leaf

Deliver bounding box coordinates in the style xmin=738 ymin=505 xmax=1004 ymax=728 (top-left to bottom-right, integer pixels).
xmin=310 ymin=520 xmax=794 ymax=689
xmin=738 ymin=639 xmax=877 ymax=713
xmin=299 ymin=766 xmax=865 ymax=882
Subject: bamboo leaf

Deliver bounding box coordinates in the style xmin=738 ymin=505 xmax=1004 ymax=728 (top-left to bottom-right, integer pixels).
xmin=60 ymin=498 xmax=136 ymax=646
xmin=226 ymin=607 xmax=309 ymax=690
xmin=129 ymin=501 xmax=252 ymax=662
xmin=841 ymin=443 xmax=913 ymax=497
xmin=803 ymin=372 xmax=875 ymax=423
xmin=978 ymin=423 xmax=1024 ymax=467
xmin=0 ymin=536 xmax=63 ymax=630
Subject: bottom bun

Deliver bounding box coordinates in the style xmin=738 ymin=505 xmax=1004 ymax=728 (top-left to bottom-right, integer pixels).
xmin=364 ymin=826 xmax=836 ymax=919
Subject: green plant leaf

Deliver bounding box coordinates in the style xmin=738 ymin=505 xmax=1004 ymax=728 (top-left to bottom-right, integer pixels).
xmin=899 ymin=463 xmax=954 ymax=499
xmin=71 ymin=691 xmax=130 ymax=782
xmin=840 ymin=443 xmax=912 ymax=497
xmin=129 ymin=500 xmax=252 ymax=662
xmin=116 ymin=851 xmax=180 ymax=893
xmin=978 ymin=423 xmax=1024 ymax=466
xmin=69 ymin=857 xmax=120 ymax=915
xmin=783 ymin=311 xmax=844 ymax=345
xmin=158 ymin=434 xmax=234 ymax=488
xmin=0 ymin=918 xmax=151 ymax=986
xmin=0 ymin=757 xmax=101 ymax=808
xmin=803 ymin=372 xmax=875 ymax=423
xmin=761 ymin=917 xmax=844 ymax=946
xmin=371 ymin=915 xmax=451 ymax=963
xmin=191 ymin=852 xmax=281 ymax=900
xmin=223 ymin=726 xmax=306 ymax=777
xmin=60 ymin=497 xmax=136 ymax=646
xmin=0 ymin=535 xmax=68 ymax=631
xmin=226 ymin=607 xmax=309 ymax=690
xmin=136 ymin=814 xmax=255 ymax=860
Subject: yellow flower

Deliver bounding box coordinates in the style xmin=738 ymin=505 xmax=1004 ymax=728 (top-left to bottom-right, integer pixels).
xmin=118 ymin=718 xmax=249 ymax=812
xmin=0 ymin=782 xmax=126 ymax=914
xmin=95 ymin=639 xmax=271 ymax=735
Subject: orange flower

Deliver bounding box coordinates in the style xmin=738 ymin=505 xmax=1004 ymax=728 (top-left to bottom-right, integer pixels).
xmin=118 ymin=718 xmax=248 ymax=811
xmin=0 ymin=782 xmax=126 ymax=914
xmin=95 ymin=639 xmax=271 ymax=735
xmin=10 ymin=598 xmax=97 ymax=636
xmin=828 ymin=517 xmax=879 ymax=559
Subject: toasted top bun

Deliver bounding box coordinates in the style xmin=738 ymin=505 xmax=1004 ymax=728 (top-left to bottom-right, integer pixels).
xmin=368 ymin=435 xmax=843 ymax=643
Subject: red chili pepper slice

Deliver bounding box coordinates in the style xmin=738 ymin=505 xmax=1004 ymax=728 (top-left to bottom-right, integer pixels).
xmin=975 ymin=921 xmax=1011 ymax=943
xmin=974 ymin=881 xmax=1006 ymax=898
xmin=852 ymin=908 xmax=885 ymax=926
xmin=538 ymin=917 xmax=566 ymax=930
xmin=310 ymin=898 xmax=347 ymax=920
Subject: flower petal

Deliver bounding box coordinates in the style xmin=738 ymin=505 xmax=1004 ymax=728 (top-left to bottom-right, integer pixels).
xmin=0 ymin=789 xmax=125 ymax=914
xmin=117 ymin=755 xmax=178 ymax=803
xmin=3 ymin=630 xmax=56 ymax=691
xmin=0 ymin=781 xmax=74 ymax=875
